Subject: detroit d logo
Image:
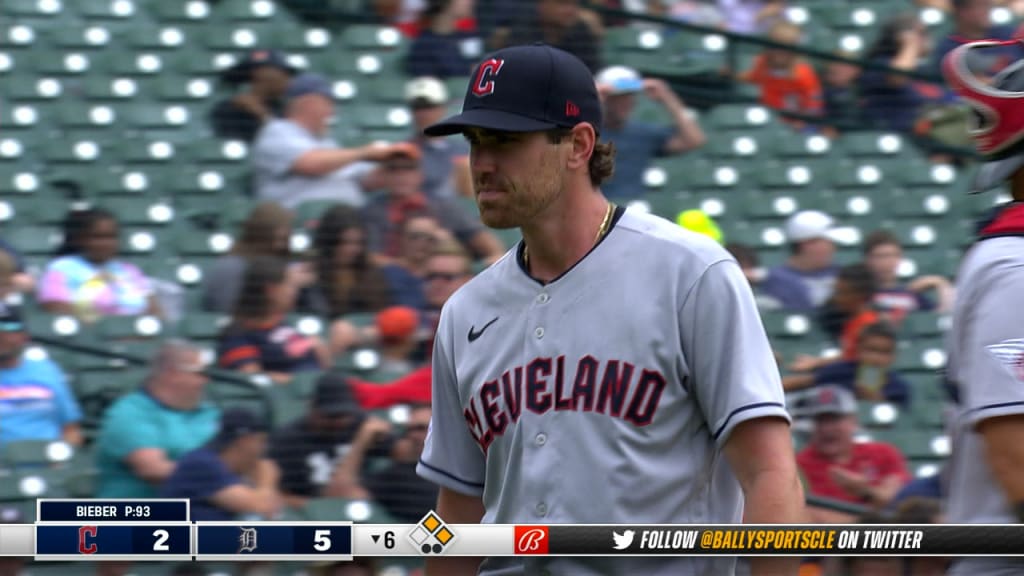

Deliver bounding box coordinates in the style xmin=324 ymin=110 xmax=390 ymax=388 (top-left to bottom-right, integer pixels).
xmin=472 ymin=58 xmax=504 ymax=97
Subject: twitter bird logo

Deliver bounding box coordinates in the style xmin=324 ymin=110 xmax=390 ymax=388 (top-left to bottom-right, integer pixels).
xmin=612 ymin=530 xmax=635 ymax=550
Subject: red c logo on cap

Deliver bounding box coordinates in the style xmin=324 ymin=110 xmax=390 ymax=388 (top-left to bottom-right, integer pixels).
xmin=472 ymin=58 xmax=505 ymax=97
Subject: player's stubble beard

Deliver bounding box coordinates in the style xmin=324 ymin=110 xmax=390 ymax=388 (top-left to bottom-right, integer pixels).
xmin=473 ymin=149 xmax=565 ymax=230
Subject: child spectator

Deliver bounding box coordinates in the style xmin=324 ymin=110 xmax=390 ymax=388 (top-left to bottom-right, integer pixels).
xmin=218 ymin=256 xmax=330 ymax=383
xmin=862 ymin=229 xmax=953 ymax=317
xmin=38 ymin=208 xmax=161 ymax=323
xmin=822 ymin=52 xmax=862 ymax=136
xmin=784 ymin=322 xmax=911 ymax=408
xmin=725 ymin=242 xmax=783 ymax=311
xmin=739 ymin=20 xmax=823 ymax=125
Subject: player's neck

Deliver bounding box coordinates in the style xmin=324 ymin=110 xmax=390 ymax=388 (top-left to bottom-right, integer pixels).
xmin=521 ymin=192 xmax=612 ymax=283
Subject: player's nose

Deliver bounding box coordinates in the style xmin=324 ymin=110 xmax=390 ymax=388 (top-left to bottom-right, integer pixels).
xmin=469 ymin=146 xmax=498 ymax=175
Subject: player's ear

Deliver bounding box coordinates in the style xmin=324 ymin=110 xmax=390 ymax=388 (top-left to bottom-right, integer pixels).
xmin=566 ymin=123 xmax=597 ymax=172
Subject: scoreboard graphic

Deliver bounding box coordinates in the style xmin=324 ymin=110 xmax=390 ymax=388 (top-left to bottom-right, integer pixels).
xmin=0 ymin=499 xmax=1020 ymax=560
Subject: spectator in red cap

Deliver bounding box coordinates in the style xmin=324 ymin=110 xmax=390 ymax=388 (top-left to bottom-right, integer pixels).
xmin=376 ymin=306 xmax=422 ymax=376
xmin=210 ymin=49 xmax=297 ymax=143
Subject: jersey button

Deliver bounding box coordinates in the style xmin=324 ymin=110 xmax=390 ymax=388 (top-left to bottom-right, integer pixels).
xmin=534 ymin=327 xmax=544 ymax=339
xmin=536 ymin=433 xmax=547 ymax=446
xmin=537 ymin=293 xmax=549 ymax=304
xmin=535 ymin=502 xmax=547 ymax=517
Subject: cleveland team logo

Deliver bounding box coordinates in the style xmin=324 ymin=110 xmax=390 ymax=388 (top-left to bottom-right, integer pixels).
xmin=472 ymin=58 xmax=504 ymax=97
xmin=514 ymin=526 xmax=549 ymax=554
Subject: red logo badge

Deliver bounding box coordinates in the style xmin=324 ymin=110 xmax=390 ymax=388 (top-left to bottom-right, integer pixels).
xmin=514 ymin=526 xmax=549 ymax=554
xmin=79 ymin=525 xmax=98 ymax=555
xmin=472 ymin=58 xmax=505 ymax=97
xmin=565 ymin=101 xmax=580 ymax=117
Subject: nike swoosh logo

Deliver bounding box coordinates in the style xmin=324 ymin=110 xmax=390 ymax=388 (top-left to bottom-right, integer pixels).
xmin=468 ymin=317 xmax=499 ymax=342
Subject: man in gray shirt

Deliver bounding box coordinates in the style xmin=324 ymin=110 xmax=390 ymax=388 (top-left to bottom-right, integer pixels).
xmin=252 ymin=73 xmax=404 ymax=209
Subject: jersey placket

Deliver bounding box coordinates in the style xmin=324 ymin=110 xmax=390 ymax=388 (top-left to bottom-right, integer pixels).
xmin=519 ymin=283 xmax=559 ymax=521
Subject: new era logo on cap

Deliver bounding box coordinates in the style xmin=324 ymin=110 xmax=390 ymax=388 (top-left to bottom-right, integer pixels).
xmin=424 ymin=44 xmax=602 ymax=137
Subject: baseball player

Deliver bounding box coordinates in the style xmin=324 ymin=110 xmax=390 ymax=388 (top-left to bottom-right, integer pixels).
xmin=415 ymin=44 xmax=804 ymax=576
xmin=942 ymin=40 xmax=1024 ymax=576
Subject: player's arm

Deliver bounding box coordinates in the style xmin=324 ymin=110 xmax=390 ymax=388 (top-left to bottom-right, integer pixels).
xmin=425 ymin=488 xmax=484 ymax=576
xmin=724 ymin=417 xmax=805 ymax=576
xmin=978 ymin=415 xmax=1024 ymax=519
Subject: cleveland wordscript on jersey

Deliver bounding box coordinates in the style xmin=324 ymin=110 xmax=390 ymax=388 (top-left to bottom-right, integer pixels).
xmin=465 ymin=356 xmax=668 ymax=452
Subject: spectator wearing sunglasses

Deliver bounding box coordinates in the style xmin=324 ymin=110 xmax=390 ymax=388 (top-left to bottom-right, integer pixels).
xmin=380 ymin=214 xmax=453 ymax=310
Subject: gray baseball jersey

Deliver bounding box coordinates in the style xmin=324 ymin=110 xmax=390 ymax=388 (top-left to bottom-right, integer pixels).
xmin=416 ymin=206 xmax=791 ymax=576
xmin=945 ymin=235 xmax=1024 ymax=575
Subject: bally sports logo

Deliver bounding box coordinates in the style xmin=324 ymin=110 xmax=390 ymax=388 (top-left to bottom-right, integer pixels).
xmin=514 ymin=526 xmax=549 ymax=555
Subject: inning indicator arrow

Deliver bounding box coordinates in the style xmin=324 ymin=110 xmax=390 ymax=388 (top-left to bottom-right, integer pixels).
xmin=371 ymin=534 xmax=381 ymax=544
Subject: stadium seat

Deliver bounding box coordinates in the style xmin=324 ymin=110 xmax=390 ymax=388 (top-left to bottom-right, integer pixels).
xmin=97 ymin=315 xmax=166 ymax=340
xmin=64 ymin=468 xmax=98 ymax=498
xmin=755 ymin=161 xmax=819 ymax=190
xmin=181 ymin=312 xmax=230 ymax=341
xmin=902 ymin=312 xmax=951 ymax=338
xmin=706 ymin=104 xmax=777 ymax=131
xmin=303 ymin=497 xmax=399 ymax=524
xmin=339 ymin=24 xmax=406 ymax=52
xmin=1 ymin=439 xmax=74 ymax=467
xmin=8 ymin=225 xmax=64 ymax=256
xmin=891 ymin=189 xmax=956 ymax=218
xmin=147 ymin=0 xmax=213 ymax=22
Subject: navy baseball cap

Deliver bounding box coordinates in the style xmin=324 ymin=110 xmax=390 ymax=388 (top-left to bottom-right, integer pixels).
xmin=424 ymin=44 xmax=602 ymax=137
xmin=210 ymin=408 xmax=269 ymax=449
xmin=221 ymin=49 xmax=297 ymax=84
xmin=285 ymin=73 xmax=333 ymax=101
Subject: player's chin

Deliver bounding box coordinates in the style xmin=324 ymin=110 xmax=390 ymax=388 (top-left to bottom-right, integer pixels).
xmin=478 ymin=204 xmax=522 ymax=229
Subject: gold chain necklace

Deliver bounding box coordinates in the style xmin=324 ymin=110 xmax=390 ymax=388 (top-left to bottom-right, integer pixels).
xmin=523 ymin=202 xmax=615 ymax=268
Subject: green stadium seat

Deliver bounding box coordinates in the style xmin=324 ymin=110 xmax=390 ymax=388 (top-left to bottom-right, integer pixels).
xmin=76 ymin=0 xmax=144 ymax=21
xmin=104 ymin=51 xmax=168 ymax=76
xmin=902 ymin=312 xmax=951 ymax=338
xmin=148 ymin=1 xmax=213 ymax=21
xmin=755 ymin=161 xmax=819 ymax=190
xmin=303 ymin=497 xmax=398 ymax=524
xmin=182 ymin=312 xmax=230 ymax=341
xmin=1 ymin=23 xmax=39 ymax=48
xmin=891 ymin=189 xmax=956 ymax=218
xmin=760 ymin=311 xmax=816 ymax=340
xmin=120 ymin=226 xmax=170 ymax=257
xmin=64 ymin=468 xmax=98 ymax=498
xmin=43 ymin=137 xmax=104 ymax=164
xmin=830 ymin=160 xmax=889 ymax=189
xmin=832 ymin=189 xmax=885 ymax=219
xmin=215 ymin=0 xmax=287 ymax=21
xmin=97 ymin=315 xmax=166 ymax=340
xmin=118 ymin=139 xmax=180 ymax=164
xmin=48 ymin=24 xmax=114 ymax=49
xmin=154 ymin=75 xmax=214 ymax=101
xmin=26 ymin=50 xmax=95 ymax=76
xmin=202 ymin=24 xmax=277 ymax=51
xmin=707 ymin=133 xmax=765 ymax=160
xmin=740 ymin=190 xmax=800 ymax=220
xmin=8 ymin=225 xmax=63 ymax=256
xmin=841 ymin=131 xmax=911 ymax=158
xmin=0 ymin=194 xmax=67 ymax=225
xmin=894 ymin=339 xmax=946 ymax=372
xmin=349 ymin=104 xmax=413 ymax=131
xmin=1 ymin=0 xmax=65 ymax=18
xmin=1 ymin=439 xmax=74 ymax=467
xmin=706 ymin=104 xmax=777 ymax=131
xmin=0 ymin=469 xmax=66 ymax=499
xmin=123 ymin=24 xmax=190 ymax=50
xmin=339 ymin=24 xmax=406 ymax=51
xmin=175 ymin=228 xmax=235 ymax=256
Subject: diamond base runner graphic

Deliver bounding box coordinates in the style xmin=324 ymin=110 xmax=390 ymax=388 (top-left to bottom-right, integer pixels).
xmin=407 ymin=511 xmax=457 ymax=555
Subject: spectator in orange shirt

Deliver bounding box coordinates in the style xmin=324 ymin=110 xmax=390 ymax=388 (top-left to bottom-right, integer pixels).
xmin=832 ymin=263 xmax=881 ymax=361
xmin=739 ymin=20 xmax=823 ymax=126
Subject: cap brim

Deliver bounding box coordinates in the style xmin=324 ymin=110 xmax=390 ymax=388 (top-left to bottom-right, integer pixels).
xmin=972 ymin=155 xmax=1024 ymax=194
xmin=423 ymin=108 xmax=559 ymax=137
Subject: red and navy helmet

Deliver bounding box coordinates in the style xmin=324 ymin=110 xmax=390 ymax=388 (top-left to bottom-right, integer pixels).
xmin=942 ymin=39 xmax=1024 ymax=192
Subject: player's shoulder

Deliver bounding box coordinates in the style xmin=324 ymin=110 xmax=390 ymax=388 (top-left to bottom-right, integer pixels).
xmin=614 ymin=208 xmax=733 ymax=266
xmin=441 ymin=245 xmax=519 ymax=311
